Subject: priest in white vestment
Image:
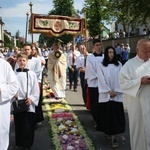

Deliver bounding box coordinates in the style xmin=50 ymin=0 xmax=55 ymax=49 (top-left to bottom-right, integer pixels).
xmin=47 ymin=43 xmax=67 ymax=99
xmin=0 ymin=58 xmax=19 ymax=150
xmin=119 ymin=39 xmax=150 ymax=150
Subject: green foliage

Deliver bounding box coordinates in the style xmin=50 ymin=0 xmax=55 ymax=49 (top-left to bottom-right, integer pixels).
xmin=83 ymin=0 xmax=150 ymax=37
xmin=16 ymin=40 xmax=23 ymax=49
xmin=110 ymin=0 xmax=150 ymax=34
xmin=15 ymin=30 xmax=20 ymax=39
xmin=84 ymin=0 xmax=112 ymax=38
xmin=4 ymin=34 xmax=14 ymax=49
xmin=49 ymin=0 xmax=74 ymax=16
xmin=39 ymin=34 xmax=73 ymax=48
xmin=15 ymin=30 xmax=23 ymax=48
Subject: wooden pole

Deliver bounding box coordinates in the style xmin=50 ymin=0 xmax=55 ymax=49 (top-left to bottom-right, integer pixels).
xmin=83 ymin=8 xmax=88 ymax=51
xmin=29 ymin=2 xmax=33 ymax=44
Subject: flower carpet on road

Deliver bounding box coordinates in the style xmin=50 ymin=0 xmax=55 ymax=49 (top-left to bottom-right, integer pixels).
xmin=43 ymin=77 xmax=94 ymax=150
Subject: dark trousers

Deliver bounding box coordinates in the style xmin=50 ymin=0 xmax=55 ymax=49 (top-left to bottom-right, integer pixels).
xmin=121 ymin=59 xmax=128 ymax=65
xmin=116 ymin=54 xmax=121 ymax=61
xmin=88 ymin=87 xmax=99 ymax=124
xmin=45 ymin=59 xmax=48 ymax=69
xmin=14 ymin=112 xmax=35 ymax=148
xmin=35 ymin=73 xmax=44 ymax=124
xmin=79 ymin=72 xmax=86 ymax=104
xmin=68 ymin=66 xmax=79 ymax=89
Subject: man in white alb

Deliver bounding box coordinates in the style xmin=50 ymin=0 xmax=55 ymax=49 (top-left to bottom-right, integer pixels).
xmin=119 ymin=39 xmax=150 ymax=150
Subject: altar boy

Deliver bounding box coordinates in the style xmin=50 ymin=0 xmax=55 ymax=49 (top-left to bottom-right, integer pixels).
xmin=85 ymin=39 xmax=104 ymax=127
xmin=13 ymin=53 xmax=39 ymax=149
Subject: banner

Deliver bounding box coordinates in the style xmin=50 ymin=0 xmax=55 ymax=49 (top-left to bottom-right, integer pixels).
xmin=29 ymin=14 xmax=85 ymax=37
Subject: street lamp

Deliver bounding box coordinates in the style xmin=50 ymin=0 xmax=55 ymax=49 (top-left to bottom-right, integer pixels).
xmin=25 ymin=12 xmax=29 ymax=43
xmin=29 ymin=2 xmax=33 ymax=14
xmin=29 ymin=2 xmax=33 ymax=43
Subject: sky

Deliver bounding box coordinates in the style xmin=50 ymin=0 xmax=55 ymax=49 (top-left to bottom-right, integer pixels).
xmin=0 ymin=0 xmax=85 ymax=42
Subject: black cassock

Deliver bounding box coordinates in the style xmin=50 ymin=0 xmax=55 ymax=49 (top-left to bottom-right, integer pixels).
xmin=14 ymin=112 xmax=35 ymax=148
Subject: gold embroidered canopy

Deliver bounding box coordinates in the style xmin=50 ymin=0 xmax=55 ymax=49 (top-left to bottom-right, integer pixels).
xmin=29 ymin=14 xmax=85 ymax=37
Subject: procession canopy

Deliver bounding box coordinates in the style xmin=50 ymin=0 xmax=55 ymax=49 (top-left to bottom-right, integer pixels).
xmin=29 ymin=14 xmax=85 ymax=37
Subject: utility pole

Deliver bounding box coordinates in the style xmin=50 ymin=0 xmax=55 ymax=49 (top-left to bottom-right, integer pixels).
xmin=25 ymin=12 xmax=29 ymax=43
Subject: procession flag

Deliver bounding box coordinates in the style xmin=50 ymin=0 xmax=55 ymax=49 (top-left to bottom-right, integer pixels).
xmin=29 ymin=14 xmax=85 ymax=37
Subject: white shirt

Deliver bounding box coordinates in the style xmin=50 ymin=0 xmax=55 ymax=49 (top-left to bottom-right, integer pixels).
xmin=76 ymin=54 xmax=86 ymax=69
xmin=67 ymin=50 xmax=80 ymax=68
xmin=37 ymin=56 xmax=45 ymax=82
xmin=42 ymin=49 xmax=49 ymax=59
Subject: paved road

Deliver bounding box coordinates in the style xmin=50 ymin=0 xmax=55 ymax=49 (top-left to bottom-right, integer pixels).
xmin=9 ymin=79 xmax=131 ymax=150
xmin=65 ymin=81 xmax=131 ymax=150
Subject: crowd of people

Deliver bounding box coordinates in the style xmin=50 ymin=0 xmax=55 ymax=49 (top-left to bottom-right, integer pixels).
xmin=0 ymin=38 xmax=150 ymax=150
xmin=114 ymin=42 xmax=130 ymax=65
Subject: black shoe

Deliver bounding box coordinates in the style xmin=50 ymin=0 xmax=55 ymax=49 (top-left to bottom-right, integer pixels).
xmin=74 ymin=88 xmax=77 ymax=92
xmin=112 ymin=138 xmax=118 ymax=148
xmin=69 ymin=84 xmax=72 ymax=89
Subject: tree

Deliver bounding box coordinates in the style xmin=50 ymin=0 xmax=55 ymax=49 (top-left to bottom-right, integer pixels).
xmin=15 ymin=30 xmax=23 ymax=48
xmin=84 ymin=0 xmax=113 ymax=38
xmin=111 ymin=0 xmax=150 ymax=35
xmin=84 ymin=0 xmax=150 ymax=38
xmin=49 ymin=0 xmax=74 ymax=16
xmin=39 ymin=0 xmax=75 ymax=46
xmin=4 ymin=34 xmax=14 ymax=49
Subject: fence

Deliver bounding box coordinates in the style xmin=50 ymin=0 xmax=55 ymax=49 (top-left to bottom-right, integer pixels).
xmin=87 ymin=35 xmax=150 ymax=58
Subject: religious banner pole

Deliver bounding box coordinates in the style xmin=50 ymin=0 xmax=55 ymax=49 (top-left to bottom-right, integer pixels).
xmin=83 ymin=7 xmax=88 ymax=51
xmin=29 ymin=2 xmax=33 ymax=44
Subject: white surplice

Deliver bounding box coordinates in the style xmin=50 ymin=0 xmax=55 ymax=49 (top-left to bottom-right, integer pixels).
xmin=0 ymin=59 xmax=19 ymax=150
xmin=85 ymin=54 xmax=104 ymax=87
xmin=97 ymin=61 xmax=122 ymax=103
xmin=119 ymin=55 xmax=150 ymax=150
xmin=37 ymin=56 xmax=45 ymax=83
xmin=15 ymin=71 xmax=39 ymax=113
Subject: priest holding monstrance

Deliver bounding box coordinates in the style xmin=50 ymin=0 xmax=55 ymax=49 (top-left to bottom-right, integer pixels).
xmin=47 ymin=41 xmax=67 ymax=99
